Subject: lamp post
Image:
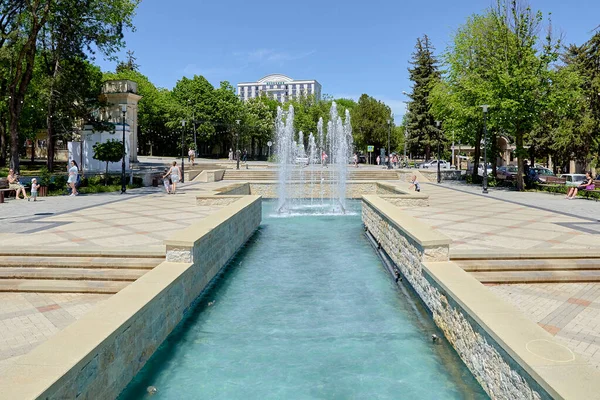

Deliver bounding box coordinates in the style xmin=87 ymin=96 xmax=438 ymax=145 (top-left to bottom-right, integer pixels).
xmin=435 ymin=120 xmax=442 ymax=184
xmin=180 ymin=120 xmax=185 ymax=183
xmin=480 ymin=105 xmax=489 ymax=194
xmin=235 ymin=119 xmax=241 ymax=170
xmin=387 ymin=118 xmax=391 ymax=169
xmin=121 ymin=104 xmax=127 ymax=194
xmin=403 ymin=128 xmax=408 ymax=167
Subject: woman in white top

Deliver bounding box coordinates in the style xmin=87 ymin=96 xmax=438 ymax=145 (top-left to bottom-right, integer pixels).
xmin=67 ymin=160 xmax=79 ymax=196
xmin=163 ymin=161 xmax=181 ymax=194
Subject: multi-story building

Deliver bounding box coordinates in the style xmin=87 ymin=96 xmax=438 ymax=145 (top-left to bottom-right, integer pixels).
xmin=237 ymin=73 xmax=321 ymax=102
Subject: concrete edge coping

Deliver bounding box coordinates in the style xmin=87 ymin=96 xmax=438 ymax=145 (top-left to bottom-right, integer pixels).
xmin=0 ymin=246 xmax=165 ymax=258
xmin=241 ymin=180 xmax=400 ymax=184
xmin=0 ymin=260 xmax=193 ymax=399
xmin=378 ymin=194 xmax=429 ymax=200
xmin=362 ymin=195 xmax=451 ymax=247
xmin=195 ymin=195 xmax=246 ymax=199
xmin=423 ymin=261 xmax=600 ymax=400
xmin=451 ymin=249 xmax=600 ymax=260
xmin=165 ymin=195 xmax=261 ymax=247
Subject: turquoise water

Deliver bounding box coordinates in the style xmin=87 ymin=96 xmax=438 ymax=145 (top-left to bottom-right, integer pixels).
xmin=120 ymin=201 xmax=487 ymax=399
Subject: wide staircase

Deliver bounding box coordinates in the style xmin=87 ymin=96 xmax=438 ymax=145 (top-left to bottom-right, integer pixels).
xmin=452 ymin=253 xmax=600 ymax=283
xmin=222 ymin=169 xmax=400 ymax=181
xmin=0 ymin=250 xmax=164 ymax=294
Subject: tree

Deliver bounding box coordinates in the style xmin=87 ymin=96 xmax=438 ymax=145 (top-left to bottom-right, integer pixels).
xmin=116 ymin=50 xmax=139 ymax=73
xmin=38 ymin=0 xmax=138 ymax=170
xmin=92 ymin=139 xmax=123 ymax=185
xmin=405 ymin=35 xmax=440 ymax=160
xmin=351 ymin=94 xmax=393 ymax=154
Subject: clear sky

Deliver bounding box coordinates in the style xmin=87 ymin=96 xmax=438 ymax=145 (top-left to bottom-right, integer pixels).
xmin=96 ymin=0 xmax=599 ymax=123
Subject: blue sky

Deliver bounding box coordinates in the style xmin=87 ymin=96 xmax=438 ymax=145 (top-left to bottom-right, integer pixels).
xmin=96 ymin=0 xmax=599 ymax=123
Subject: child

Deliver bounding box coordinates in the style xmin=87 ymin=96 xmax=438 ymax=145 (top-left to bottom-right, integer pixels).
xmin=409 ymin=175 xmax=420 ymax=192
xmin=163 ymin=168 xmax=171 ymax=194
xmin=30 ymin=178 xmax=40 ymax=201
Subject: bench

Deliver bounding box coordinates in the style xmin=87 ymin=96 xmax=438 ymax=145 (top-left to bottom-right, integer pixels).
xmin=581 ymin=180 xmax=600 ymax=201
xmin=0 ymin=188 xmax=15 ymax=203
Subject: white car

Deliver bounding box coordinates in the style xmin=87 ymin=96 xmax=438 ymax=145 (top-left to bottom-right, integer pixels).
xmin=559 ymin=174 xmax=587 ymax=187
xmin=420 ymin=160 xmax=448 ymax=169
xmin=478 ymin=163 xmax=493 ymax=177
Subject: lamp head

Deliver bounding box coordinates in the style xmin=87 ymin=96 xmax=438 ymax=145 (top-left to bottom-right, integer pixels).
xmin=435 ymin=120 xmax=441 ymax=128
xmin=120 ymin=104 xmax=127 ymax=114
xmin=236 ymin=119 xmax=241 ymax=124
xmin=387 ymin=119 xmax=390 ymax=124
xmin=181 ymin=120 xmax=186 ymax=127
xmin=480 ymin=105 xmax=489 ymax=113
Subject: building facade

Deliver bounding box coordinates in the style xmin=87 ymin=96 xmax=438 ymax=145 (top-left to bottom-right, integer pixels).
xmin=237 ymin=74 xmax=321 ymax=102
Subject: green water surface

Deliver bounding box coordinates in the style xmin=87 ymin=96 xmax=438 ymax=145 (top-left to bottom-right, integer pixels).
xmin=119 ymin=201 xmax=487 ymax=399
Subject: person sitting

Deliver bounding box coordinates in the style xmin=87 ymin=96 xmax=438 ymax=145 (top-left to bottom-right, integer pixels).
xmin=408 ymin=175 xmax=421 ymax=192
xmin=7 ymin=169 xmax=28 ymax=200
xmin=566 ymin=171 xmax=594 ymax=199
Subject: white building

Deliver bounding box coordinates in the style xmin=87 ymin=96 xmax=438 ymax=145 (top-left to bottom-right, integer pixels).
xmin=237 ymin=74 xmax=322 ymax=102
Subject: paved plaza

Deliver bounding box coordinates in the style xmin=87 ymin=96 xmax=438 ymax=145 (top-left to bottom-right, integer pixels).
xmin=0 ymin=179 xmax=232 ymax=368
xmin=401 ymin=181 xmax=600 ymax=368
xmin=403 ymin=182 xmax=599 ymax=251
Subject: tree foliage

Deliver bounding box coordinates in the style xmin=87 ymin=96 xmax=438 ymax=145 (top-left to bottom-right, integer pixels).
xmin=92 ymin=138 xmax=123 ymax=184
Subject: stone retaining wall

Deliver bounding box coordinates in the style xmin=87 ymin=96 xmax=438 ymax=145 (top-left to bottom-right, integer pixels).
xmin=1 ymin=196 xmax=262 ymax=400
xmin=361 ymin=195 xmax=595 ymax=400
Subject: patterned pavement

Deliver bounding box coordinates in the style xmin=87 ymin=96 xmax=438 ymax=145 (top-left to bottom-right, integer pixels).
xmin=0 ymin=180 xmax=234 ymax=370
xmin=402 ymin=183 xmax=598 ymax=251
xmin=489 ymin=283 xmax=600 ymax=368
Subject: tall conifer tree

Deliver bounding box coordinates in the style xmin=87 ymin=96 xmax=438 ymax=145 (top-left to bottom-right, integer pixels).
xmin=405 ymin=35 xmax=440 ymax=160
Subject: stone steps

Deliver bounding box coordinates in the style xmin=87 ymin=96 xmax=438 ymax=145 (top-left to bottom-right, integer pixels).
xmin=0 ymin=267 xmax=146 ymax=281
xmin=0 ymin=279 xmax=129 ymax=294
xmin=222 ymin=170 xmax=399 ymax=181
xmin=0 ymin=252 xmax=162 ymax=293
xmin=456 ymin=258 xmax=600 ymax=272
xmin=475 ymin=270 xmax=600 ymax=284
xmin=0 ymin=256 xmax=161 ymax=269
xmin=453 ymin=254 xmax=600 ymax=283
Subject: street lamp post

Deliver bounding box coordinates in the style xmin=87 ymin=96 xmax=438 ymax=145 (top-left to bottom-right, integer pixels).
xmin=480 ymin=105 xmax=489 ymax=194
xmin=435 ymin=121 xmax=442 ymax=184
xmin=121 ymin=104 xmax=127 ymax=194
xmin=235 ymin=119 xmax=241 ymax=170
xmin=181 ymin=120 xmax=185 ymax=183
xmin=387 ymin=119 xmax=391 ymax=169
xmin=403 ymin=128 xmax=408 ymax=167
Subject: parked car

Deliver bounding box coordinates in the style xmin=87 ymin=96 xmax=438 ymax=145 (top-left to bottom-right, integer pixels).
xmin=559 ymin=174 xmax=587 ymax=187
xmin=420 ymin=160 xmax=449 ymax=169
xmin=497 ymin=165 xmax=519 ymax=180
xmin=529 ymin=167 xmax=564 ymax=184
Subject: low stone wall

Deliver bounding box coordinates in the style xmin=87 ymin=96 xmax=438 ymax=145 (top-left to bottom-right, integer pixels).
xmin=248 ymin=181 xmax=377 ymax=199
xmin=379 ymin=195 xmax=429 ymax=207
xmin=216 ymin=182 xmax=251 ymax=195
xmin=193 ymin=169 xmax=225 ymax=182
xmin=419 ymin=169 xmax=463 ymax=181
xmin=2 ymin=196 xmax=262 ymax=399
xmin=362 ymin=195 xmax=600 ymax=400
xmin=196 ymin=195 xmax=242 ymax=207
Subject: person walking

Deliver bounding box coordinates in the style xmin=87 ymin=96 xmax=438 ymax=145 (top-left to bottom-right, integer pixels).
xmin=188 ymin=148 xmax=195 ymax=166
xmin=228 ymin=148 xmax=233 ymax=162
xmin=353 ymin=153 xmax=358 ymax=168
xmin=242 ymin=149 xmax=248 ymax=163
xmin=376 ymin=155 xmax=380 ymax=166
xmin=7 ymin=169 xmax=28 ymax=200
xmin=164 ymin=161 xmax=182 ymax=194
xmin=321 ymin=151 xmax=328 ymax=168
xmin=67 ymin=160 xmax=79 ymax=196
xmin=566 ymin=171 xmax=594 ymax=199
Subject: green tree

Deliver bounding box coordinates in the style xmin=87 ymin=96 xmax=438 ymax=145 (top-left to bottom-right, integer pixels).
xmin=405 ymin=35 xmax=440 ymax=160
xmin=92 ymin=139 xmax=123 ymax=185
xmin=351 ymin=94 xmax=393 ymax=154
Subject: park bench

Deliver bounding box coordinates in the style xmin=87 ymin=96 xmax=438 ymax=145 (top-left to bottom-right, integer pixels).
xmin=581 ymin=180 xmax=600 ymax=201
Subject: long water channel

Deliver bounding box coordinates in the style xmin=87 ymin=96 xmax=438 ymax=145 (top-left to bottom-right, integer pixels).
xmin=120 ymin=201 xmax=487 ymax=399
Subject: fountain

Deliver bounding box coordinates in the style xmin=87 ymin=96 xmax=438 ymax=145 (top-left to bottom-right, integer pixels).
xmin=276 ymin=102 xmax=353 ymax=213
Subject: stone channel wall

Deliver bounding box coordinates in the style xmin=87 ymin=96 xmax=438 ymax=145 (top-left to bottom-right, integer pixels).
xmin=361 ymin=195 xmax=549 ymax=400
xmin=2 ymin=196 xmax=262 ymax=400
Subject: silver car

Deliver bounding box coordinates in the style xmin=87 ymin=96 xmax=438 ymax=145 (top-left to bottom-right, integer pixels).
xmin=559 ymin=174 xmax=587 ymax=187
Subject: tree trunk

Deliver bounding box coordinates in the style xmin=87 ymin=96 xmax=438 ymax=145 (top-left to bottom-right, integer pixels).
xmin=8 ymin=107 xmax=20 ymax=172
xmin=251 ymin=137 xmax=255 ymax=158
xmin=105 ymin=161 xmax=109 ymax=186
xmin=425 ymin=144 xmax=431 ymax=161
xmin=46 ymin=57 xmax=60 ymax=172
xmin=491 ymin=131 xmax=498 ymax=180
xmin=0 ymin=118 xmax=6 ymax=167
xmin=516 ymin=132 xmax=525 ymax=191
xmin=471 ymin=126 xmax=483 ymax=183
